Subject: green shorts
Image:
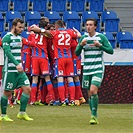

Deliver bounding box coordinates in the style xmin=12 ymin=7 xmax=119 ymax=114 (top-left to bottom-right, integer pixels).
xmin=82 ymin=73 xmax=104 ymax=90
xmin=2 ymin=72 xmax=30 ymax=91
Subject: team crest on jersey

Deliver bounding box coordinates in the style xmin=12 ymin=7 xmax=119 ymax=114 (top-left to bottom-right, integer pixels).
xmin=59 ymin=70 xmax=63 ymax=75
xmin=70 ymin=72 xmax=74 ymax=76
xmin=77 ymin=69 xmax=81 ymax=75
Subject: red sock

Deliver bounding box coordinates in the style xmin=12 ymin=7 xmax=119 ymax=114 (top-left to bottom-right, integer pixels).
xmin=30 ymin=83 xmax=37 ymax=103
xmin=58 ymin=82 xmax=65 ymax=102
xmin=68 ymin=82 xmax=75 ymax=101
xmin=53 ymin=83 xmax=59 ymax=101
xmin=46 ymin=81 xmax=55 ymax=102
xmin=75 ymin=81 xmax=82 ymax=100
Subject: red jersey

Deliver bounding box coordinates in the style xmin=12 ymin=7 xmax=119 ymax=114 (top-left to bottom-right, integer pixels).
xmin=47 ymin=38 xmax=54 ymax=60
xmin=29 ymin=34 xmax=48 ymax=58
xmin=71 ymin=39 xmax=81 ymax=60
xmin=50 ymin=28 xmax=77 ymax=59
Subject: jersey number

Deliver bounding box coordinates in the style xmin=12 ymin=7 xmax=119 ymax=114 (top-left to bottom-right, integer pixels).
xmin=35 ymin=34 xmax=43 ymax=45
xmin=58 ymin=33 xmax=70 ymax=45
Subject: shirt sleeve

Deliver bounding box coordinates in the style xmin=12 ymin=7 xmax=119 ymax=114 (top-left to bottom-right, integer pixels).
xmin=75 ymin=36 xmax=84 ymax=56
xmin=2 ymin=35 xmax=19 ymax=66
xmin=99 ymin=35 xmax=114 ymax=54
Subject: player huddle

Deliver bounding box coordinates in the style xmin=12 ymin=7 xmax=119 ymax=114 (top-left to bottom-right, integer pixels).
xmin=0 ymin=17 xmax=114 ymax=124
xmin=17 ymin=17 xmax=85 ymax=106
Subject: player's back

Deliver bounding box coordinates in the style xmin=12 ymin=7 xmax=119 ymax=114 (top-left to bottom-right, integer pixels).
xmin=51 ymin=29 xmax=76 ymax=59
xmin=29 ymin=33 xmax=48 ymax=58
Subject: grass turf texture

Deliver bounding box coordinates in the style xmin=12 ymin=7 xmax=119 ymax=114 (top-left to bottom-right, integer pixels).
xmin=0 ymin=104 xmax=132 ymax=133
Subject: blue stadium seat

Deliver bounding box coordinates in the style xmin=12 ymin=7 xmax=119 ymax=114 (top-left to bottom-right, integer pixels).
xmin=21 ymin=31 xmax=29 ymax=39
xmin=63 ymin=11 xmax=81 ymax=31
xmin=13 ymin=0 xmax=29 ymax=12
xmin=32 ymin=0 xmax=47 ymax=12
xmin=102 ymin=32 xmax=116 ymax=48
xmin=50 ymin=0 xmax=67 ymax=12
xmin=0 ymin=0 xmax=9 ymax=12
xmin=6 ymin=11 xmax=22 ymax=30
xmin=0 ymin=13 xmax=4 ymax=32
xmin=44 ymin=11 xmax=61 ymax=23
xmin=1 ymin=31 xmax=8 ymax=38
xmin=25 ymin=11 xmax=41 ymax=26
xmin=68 ymin=0 xmax=85 ymax=12
xmin=82 ymin=11 xmax=100 ymax=31
xmin=101 ymin=10 xmax=120 ymax=32
xmin=87 ymin=0 xmax=104 ymax=13
xmin=116 ymin=31 xmax=133 ymax=49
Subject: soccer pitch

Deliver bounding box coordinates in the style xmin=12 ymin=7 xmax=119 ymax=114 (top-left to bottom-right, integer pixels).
xmin=0 ymin=104 xmax=132 ymax=133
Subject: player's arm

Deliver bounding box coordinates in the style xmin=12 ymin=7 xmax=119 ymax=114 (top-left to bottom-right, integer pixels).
xmin=22 ymin=32 xmax=36 ymax=47
xmin=75 ymin=36 xmax=85 ymax=56
xmin=2 ymin=36 xmax=19 ymax=66
xmin=99 ymin=35 xmax=114 ymax=54
xmin=72 ymin=27 xmax=81 ymax=38
xmin=30 ymin=25 xmax=52 ymax=38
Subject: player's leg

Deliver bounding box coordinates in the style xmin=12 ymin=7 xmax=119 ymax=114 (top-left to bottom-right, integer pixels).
xmin=0 ymin=72 xmax=17 ymax=121
xmin=89 ymin=73 xmax=104 ymax=124
xmin=17 ymin=73 xmax=33 ymax=121
xmin=0 ymin=90 xmax=13 ymax=121
xmin=30 ymin=58 xmax=39 ymax=104
xmin=66 ymin=59 xmax=75 ymax=106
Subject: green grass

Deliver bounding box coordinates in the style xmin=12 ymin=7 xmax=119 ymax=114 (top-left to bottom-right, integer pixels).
xmin=0 ymin=104 xmax=133 ymax=133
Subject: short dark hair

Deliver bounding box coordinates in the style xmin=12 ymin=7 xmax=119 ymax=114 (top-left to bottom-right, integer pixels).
xmin=54 ymin=20 xmax=64 ymax=28
xmin=39 ymin=17 xmax=49 ymax=28
xmin=12 ymin=18 xmax=24 ymax=26
xmin=86 ymin=18 xmax=98 ymax=27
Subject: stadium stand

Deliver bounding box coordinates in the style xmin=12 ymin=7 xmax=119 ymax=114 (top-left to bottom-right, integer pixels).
xmin=0 ymin=0 xmax=132 ymax=50
xmin=63 ymin=11 xmax=81 ymax=31
xmin=21 ymin=31 xmax=29 ymax=39
xmin=0 ymin=13 xmax=4 ymax=32
xmin=101 ymin=10 xmax=120 ymax=33
xmin=5 ymin=11 xmax=22 ymax=30
xmin=25 ymin=11 xmax=41 ymax=26
xmin=82 ymin=11 xmax=100 ymax=32
xmin=1 ymin=31 xmax=8 ymax=38
xmin=116 ymin=31 xmax=133 ymax=49
xmin=12 ymin=0 xmax=29 ymax=13
xmin=0 ymin=0 xmax=9 ymax=12
xmin=102 ymin=32 xmax=116 ymax=48
xmin=68 ymin=0 xmax=86 ymax=13
xmin=44 ymin=11 xmax=61 ymax=23
xmin=50 ymin=0 xmax=67 ymax=13
xmin=87 ymin=0 xmax=105 ymax=13
xmin=32 ymin=0 xmax=48 ymax=13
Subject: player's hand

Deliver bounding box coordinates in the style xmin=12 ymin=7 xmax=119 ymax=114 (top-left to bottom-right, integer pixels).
xmin=90 ymin=40 xmax=102 ymax=47
xmin=16 ymin=64 xmax=23 ymax=72
xmin=80 ymin=38 xmax=87 ymax=46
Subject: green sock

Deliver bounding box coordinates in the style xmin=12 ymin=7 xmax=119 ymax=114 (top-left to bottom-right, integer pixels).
xmin=20 ymin=92 xmax=30 ymax=112
xmin=88 ymin=97 xmax=92 ymax=112
xmin=90 ymin=94 xmax=98 ymax=117
xmin=1 ymin=95 xmax=8 ymax=114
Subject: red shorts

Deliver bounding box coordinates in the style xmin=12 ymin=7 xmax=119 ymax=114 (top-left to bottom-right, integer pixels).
xmin=32 ymin=57 xmax=50 ymax=76
xmin=54 ymin=58 xmax=74 ymax=77
xmin=73 ymin=59 xmax=81 ymax=76
xmin=22 ymin=53 xmax=31 ymax=74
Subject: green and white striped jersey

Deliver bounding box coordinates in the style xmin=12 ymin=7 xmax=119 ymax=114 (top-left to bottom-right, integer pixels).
xmin=75 ymin=32 xmax=114 ymax=75
xmin=2 ymin=32 xmax=22 ymax=73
